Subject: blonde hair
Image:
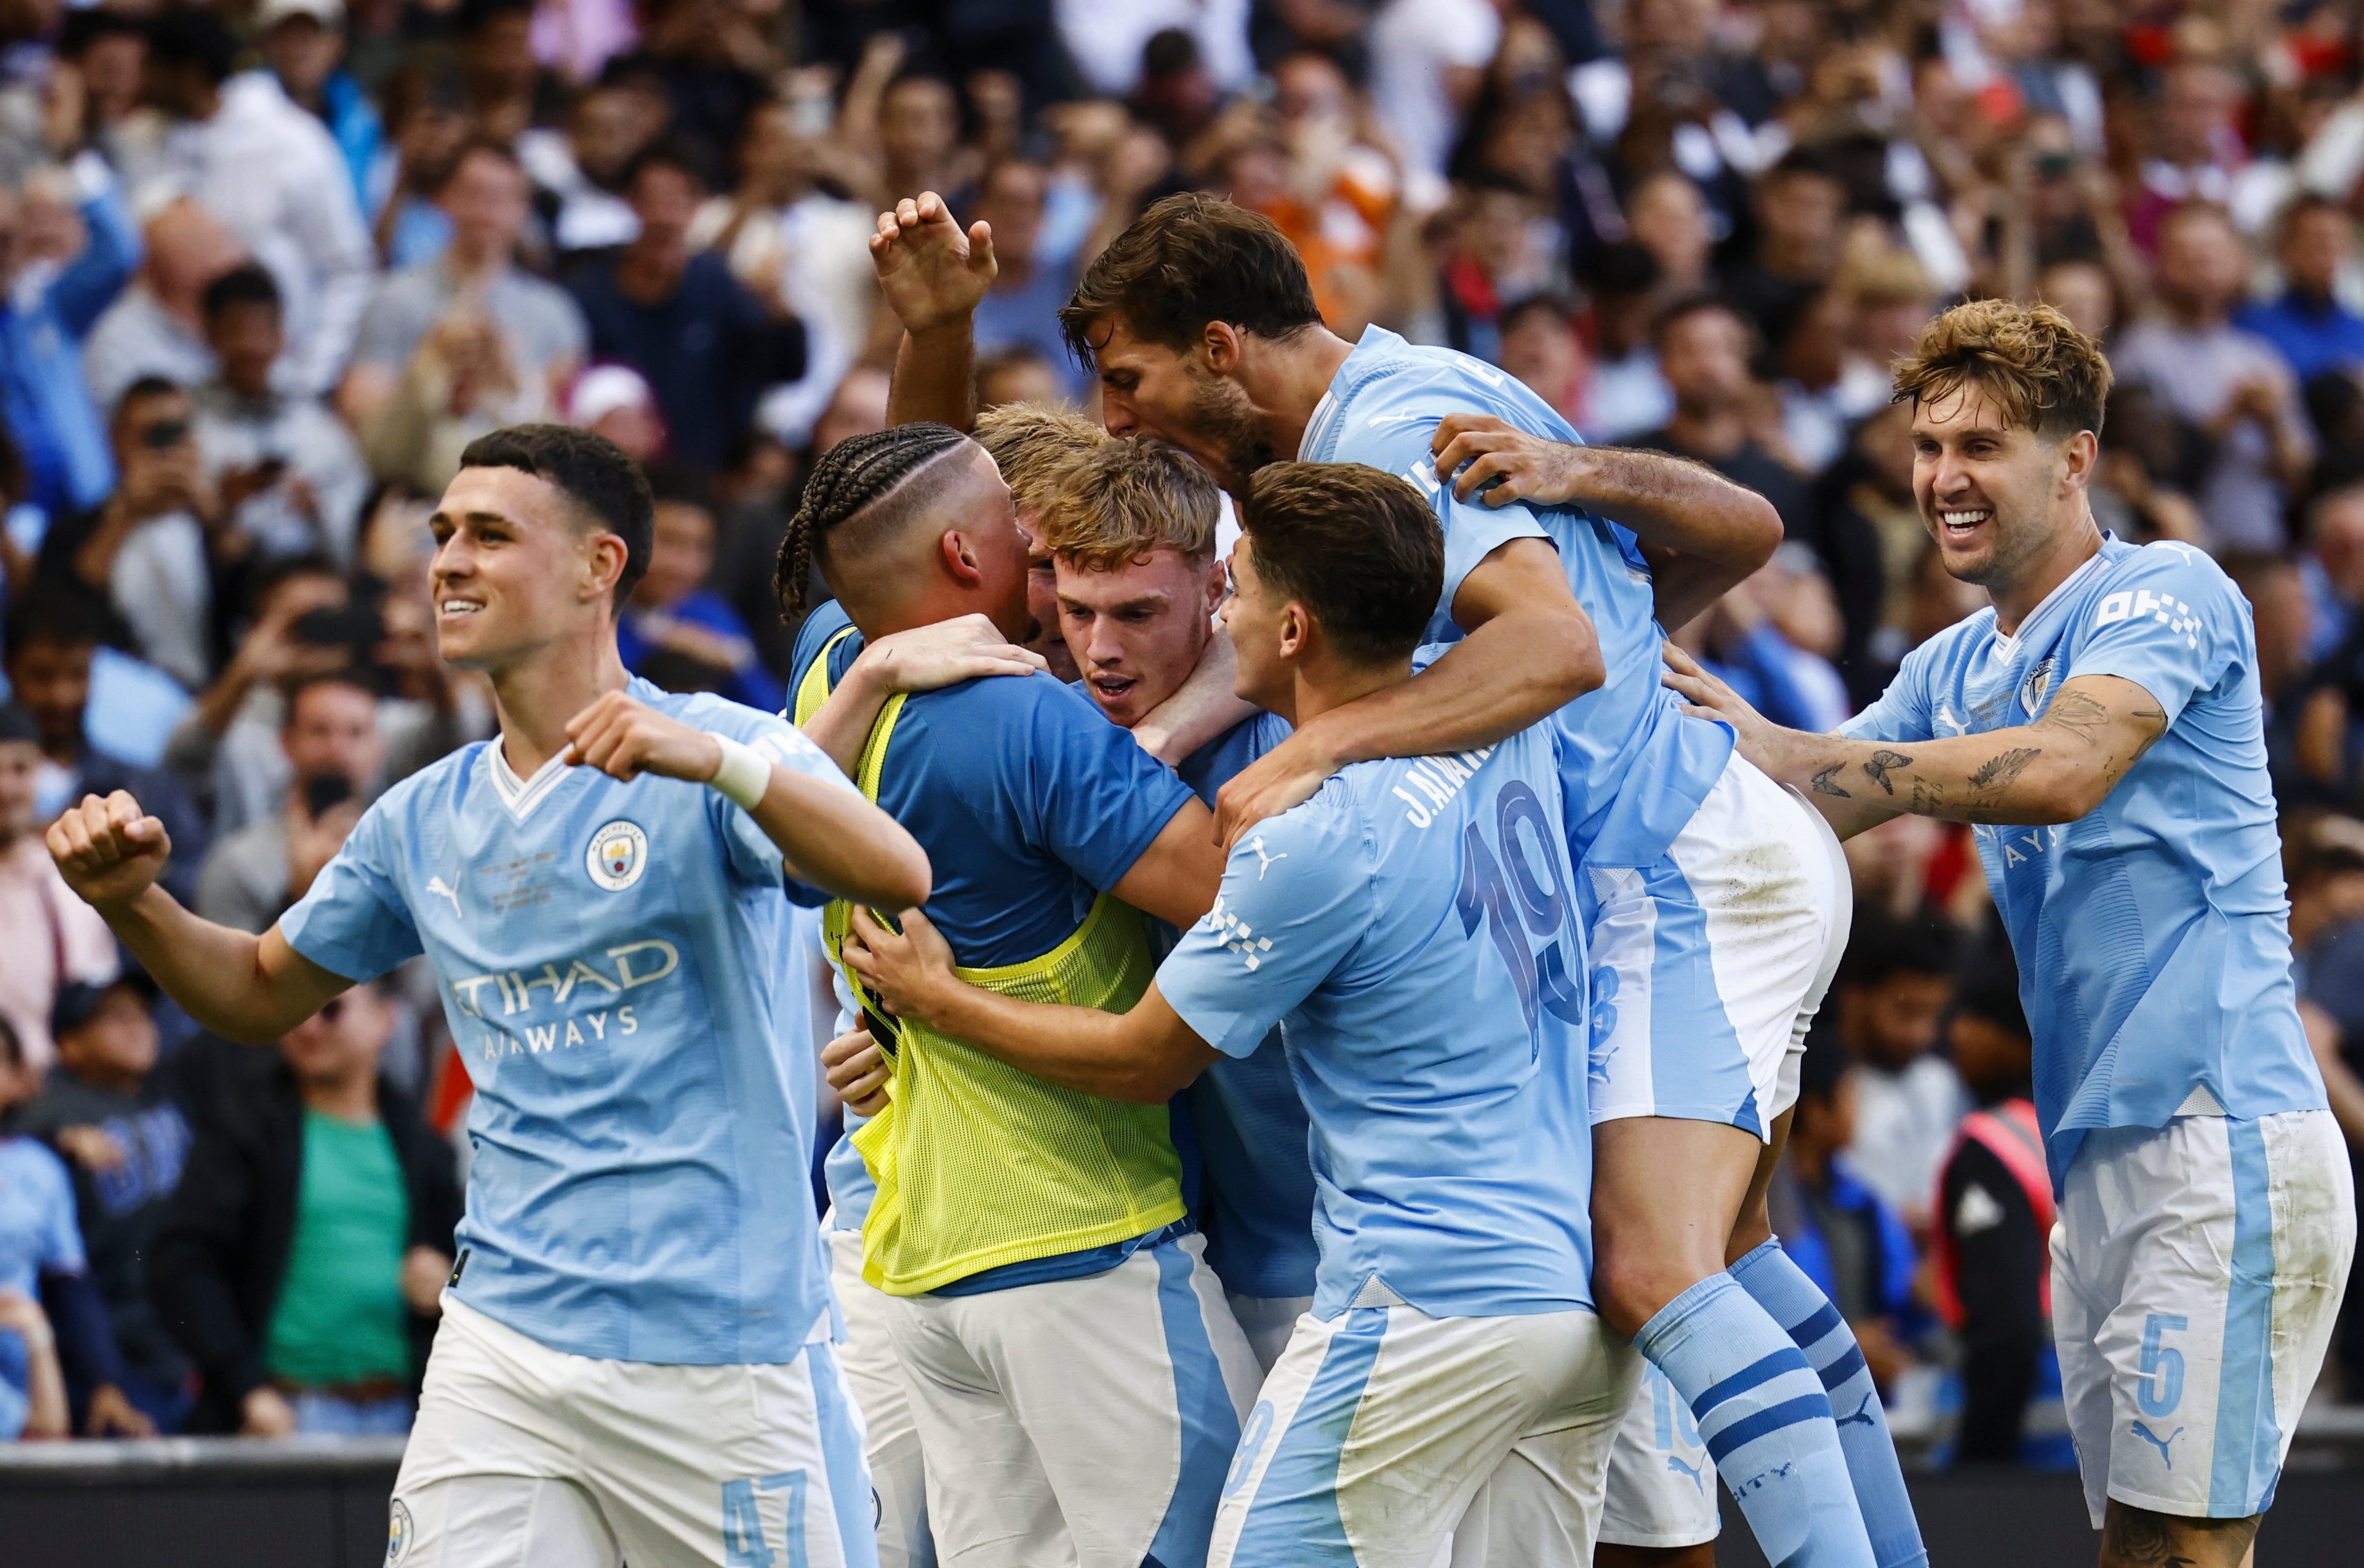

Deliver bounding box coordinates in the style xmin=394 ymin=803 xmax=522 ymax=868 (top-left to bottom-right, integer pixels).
xmin=1890 ymin=297 xmax=2112 ymax=439
xmin=1035 ymin=437 xmax=1222 ymax=572
xmin=972 ymin=402 xmax=1108 ymax=515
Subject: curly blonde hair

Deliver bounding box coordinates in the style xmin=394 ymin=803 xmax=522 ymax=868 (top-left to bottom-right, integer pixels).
xmin=1890 ymin=297 xmax=2112 ymax=440
xmin=972 ymin=402 xmax=1108 ymax=517
xmin=1034 ymin=437 xmax=1222 ymax=572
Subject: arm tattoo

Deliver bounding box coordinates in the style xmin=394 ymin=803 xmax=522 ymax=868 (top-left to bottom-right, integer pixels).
xmin=1861 ymin=749 xmax=1912 ymax=795
xmin=1967 ymin=747 xmax=2042 ymax=793
xmin=1809 ymin=762 xmax=1852 ymax=799
xmin=2034 ymin=689 xmax=2111 ymax=743
xmin=2101 ymin=1504 xmax=2258 ymax=1568
xmin=1909 ymin=777 xmax=1946 ymax=815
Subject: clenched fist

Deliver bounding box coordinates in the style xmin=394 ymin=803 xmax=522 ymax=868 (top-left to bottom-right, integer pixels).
xmin=47 ymin=792 xmax=171 ymax=908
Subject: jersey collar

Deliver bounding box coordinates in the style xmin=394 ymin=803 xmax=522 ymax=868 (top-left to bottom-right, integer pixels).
xmin=1296 ymin=325 xmax=1405 ymax=460
xmin=485 ymin=741 xmax=577 ymax=821
xmin=1990 ymin=539 xmax=2113 ymax=660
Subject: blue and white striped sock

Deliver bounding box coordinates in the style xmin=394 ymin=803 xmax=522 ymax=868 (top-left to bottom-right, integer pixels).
xmin=1733 ymin=1238 xmax=1930 ymax=1568
xmin=1638 ymin=1272 xmax=1876 ymax=1568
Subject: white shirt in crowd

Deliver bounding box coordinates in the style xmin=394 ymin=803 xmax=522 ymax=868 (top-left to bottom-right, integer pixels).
xmin=1848 ymin=1055 xmax=1973 ymax=1224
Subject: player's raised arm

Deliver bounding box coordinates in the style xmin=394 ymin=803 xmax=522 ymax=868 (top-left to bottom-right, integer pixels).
xmin=564 ymin=690 xmax=932 ymax=910
xmin=1213 ymin=536 xmax=1601 ymax=848
xmin=47 ymin=791 xmax=352 ymax=1043
xmin=837 ymin=908 xmax=1218 ymax=1104
xmin=1663 ymin=643 xmax=2167 ymax=833
xmin=871 ymin=191 xmax=996 ymax=431
xmin=1432 ymin=413 xmax=1785 ymax=630
xmin=796 ymin=614 xmax=1045 ymax=777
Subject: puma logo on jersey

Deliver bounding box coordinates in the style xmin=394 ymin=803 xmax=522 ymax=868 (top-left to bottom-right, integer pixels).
xmin=1666 ymin=1453 xmax=1706 ymax=1492
xmin=1837 ymin=1393 xmax=1878 ymax=1428
xmin=1247 ymin=836 xmax=1288 ymax=880
xmin=426 ymin=875 xmax=463 ymax=919
xmin=2131 ymin=1421 xmax=2184 ymax=1467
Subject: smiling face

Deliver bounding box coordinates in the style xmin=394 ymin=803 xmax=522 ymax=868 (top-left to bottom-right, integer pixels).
xmin=1087 ymin=319 xmax=1272 ymax=494
xmin=429 ymin=465 xmax=626 ymax=673
xmin=1054 ymin=548 xmax=1221 ymax=728
xmin=1911 ymin=382 xmax=2088 ymax=593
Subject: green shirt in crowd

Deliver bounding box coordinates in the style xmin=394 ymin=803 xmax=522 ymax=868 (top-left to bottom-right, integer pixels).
xmin=263 ymin=1109 xmax=411 ymax=1388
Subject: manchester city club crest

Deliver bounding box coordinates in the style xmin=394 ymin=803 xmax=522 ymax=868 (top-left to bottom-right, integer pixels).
xmin=387 ymin=1499 xmax=413 ymax=1564
xmin=587 ymin=819 xmax=650 ymax=891
xmin=2019 ymin=653 xmax=2058 ymax=719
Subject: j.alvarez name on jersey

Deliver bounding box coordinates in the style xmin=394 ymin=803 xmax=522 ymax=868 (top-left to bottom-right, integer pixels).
xmin=1390 ymin=747 xmax=1497 ymax=829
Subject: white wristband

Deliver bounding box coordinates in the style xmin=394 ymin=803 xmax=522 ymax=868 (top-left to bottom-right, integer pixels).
xmin=706 ymin=734 xmax=771 ymax=811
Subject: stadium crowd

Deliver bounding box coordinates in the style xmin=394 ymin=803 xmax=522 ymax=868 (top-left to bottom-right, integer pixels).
xmin=0 ymin=0 xmax=2360 ymax=1474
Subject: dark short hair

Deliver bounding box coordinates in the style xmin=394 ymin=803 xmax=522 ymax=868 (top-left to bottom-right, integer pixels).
xmin=431 ymin=136 xmax=525 ymax=196
xmin=146 ymin=10 xmax=240 ymax=85
xmin=201 ymin=262 xmax=282 ymax=325
xmin=1238 ymin=462 xmax=1440 ymax=666
xmin=1840 ymin=906 xmax=1961 ymax=989
xmin=1652 ymin=292 xmax=1748 ymax=350
xmin=2 ymin=595 xmax=109 ymax=663
xmin=623 ymin=136 xmax=711 ymax=197
xmin=776 ymin=424 xmax=972 ymax=617
xmin=1578 ymin=240 xmax=1660 ymax=298
xmin=111 ymin=375 xmax=185 ymax=432
xmin=285 ymin=666 xmax=382 ymax=714
xmin=59 ymin=7 xmax=146 ymax=57
xmin=1060 ymin=193 xmax=1323 ymax=369
xmin=458 ymin=424 xmax=656 ymax=606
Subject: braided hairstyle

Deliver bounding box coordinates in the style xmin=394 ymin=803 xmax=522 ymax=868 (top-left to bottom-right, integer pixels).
xmin=776 ymin=422 xmax=971 ymax=618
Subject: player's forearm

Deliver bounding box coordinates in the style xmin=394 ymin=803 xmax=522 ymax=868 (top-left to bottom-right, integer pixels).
xmin=89 ymin=888 xmax=334 ymax=1043
xmin=1757 ymin=724 xmax=2101 ymax=826
xmin=1314 ymin=603 xmax=1601 ymax=771
xmin=758 ymin=770 xmax=930 ymax=911
xmin=797 ymin=655 xmax=898 ymax=776
xmin=919 ymin=982 xmax=1185 ymax=1104
xmin=887 ymin=324 xmax=977 ymax=431
xmin=1575 ymin=446 xmax=1785 ymax=570
xmin=1130 ymin=629 xmax=1257 ymax=766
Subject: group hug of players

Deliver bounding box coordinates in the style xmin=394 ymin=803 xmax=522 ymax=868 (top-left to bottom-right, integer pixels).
xmin=43 ymin=190 xmax=2354 ymax=1568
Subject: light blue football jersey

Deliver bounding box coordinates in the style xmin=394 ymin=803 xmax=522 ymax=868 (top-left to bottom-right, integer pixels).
xmin=1842 ymin=537 xmax=2327 ymax=1185
xmin=279 ymin=678 xmax=852 ymax=1365
xmin=1157 ymin=722 xmax=1595 ymax=1321
xmin=1298 ymin=326 xmax=1733 ymax=868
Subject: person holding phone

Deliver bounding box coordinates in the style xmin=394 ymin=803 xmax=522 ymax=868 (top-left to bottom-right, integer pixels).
xmin=194 ymin=670 xmax=386 ymax=935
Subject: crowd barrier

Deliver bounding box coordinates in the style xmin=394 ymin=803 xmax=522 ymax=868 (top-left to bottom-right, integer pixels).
xmin=3 ymin=1413 xmax=2361 ymax=1566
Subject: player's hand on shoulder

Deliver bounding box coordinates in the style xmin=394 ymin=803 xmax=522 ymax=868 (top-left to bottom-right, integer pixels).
xmin=1433 ymin=413 xmax=1586 ymax=507
xmin=843 ymin=906 xmax=958 ymax=1027
xmin=869 ymin=190 xmax=997 ymax=334
xmin=1213 ymin=726 xmax=1335 ymax=854
xmin=563 ymin=690 xmax=724 ymax=785
xmin=862 ymin=612 xmax=1046 ymax=694
xmin=46 ymin=791 xmax=171 ymax=908
xmin=822 ymin=1026 xmax=893 ymax=1117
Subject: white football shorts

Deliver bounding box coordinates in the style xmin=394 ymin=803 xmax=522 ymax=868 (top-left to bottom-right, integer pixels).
xmin=1214 ymin=1302 xmax=1640 ymax=1568
xmin=1583 ymin=753 xmax=1851 ymax=1138
xmin=2051 ymin=1108 xmax=2355 ymax=1527
xmin=1595 ymin=1360 xmax=1722 ymax=1549
xmin=830 ymin=1225 xmax=934 ymax=1568
xmin=884 ymin=1229 xmax=1262 ymax=1568
xmin=388 ymin=1294 xmax=876 ymax=1567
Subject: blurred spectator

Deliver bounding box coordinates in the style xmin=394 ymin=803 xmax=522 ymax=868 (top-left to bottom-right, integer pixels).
xmin=618 ymin=469 xmax=782 ymax=712
xmin=2 ymin=600 xmax=209 ymax=906
xmin=35 ymin=378 xmax=247 ymax=692
xmin=1 ymin=148 xmax=138 ymax=522
xmin=54 ymin=10 xmax=154 ymax=181
xmin=971 ymin=159 xmax=1094 ymax=406
xmin=366 ymin=59 xmax=472 ymax=272
xmin=1624 ymin=170 xmax=1712 ymax=297
xmin=1573 ymin=241 xmax=1671 ymax=442
xmin=2035 ymin=257 xmax=2119 ymax=346
xmin=195 ymin=670 xmax=384 ymax=934
xmin=1827 ymin=906 xmax=1970 ymax=1230
xmin=162 ymin=555 xmax=347 ymax=833
xmin=1061 ymin=1 xmax=1251 ymax=100
xmin=1768 ymin=1033 xmax=1922 ymax=1399
xmin=254 ymin=0 xmax=381 ymax=217
xmin=152 ymin=981 xmax=460 ymax=1436
xmin=564 ymin=361 xmax=667 ymax=461
xmin=1694 ymin=544 xmax=1852 ymax=731
xmin=347 ymin=140 xmax=586 ymax=490
xmin=604 ymin=0 xmax=770 ymax=170
xmin=2112 ymin=203 xmax=2314 ymax=551
xmin=81 ymin=198 xmax=243 ymax=417
xmin=144 ymin=9 xmax=375 ymax=397
xmin=977 ymin=346 xmax=1069 ymax=412
xmin=1797 ymin=401 xmax=1916 ymax=703
xmin=2129 ymin=61 xmax=2277 ymax=250
xmin=0 ymin=703 xmax=118 ymax=1072
xmin=1368 ymin=0 xmax=1502 ymax=202
xmin=1636 ymin=295 xmax=1808 ymax=533
xmin=17 ymin=977 xmax=190 ymax=1432
xmin=2237 ymin=194 xmax=2364 ymax=386
xmin=1933 ymin=953 xmax=2076 ymax=1469
xmin=1498 ymin=294 xmax=1585 ymax=425
xmin=518 ymin=78 xmax=657 ymax=256
xmin=192 ymin=265 xmax=370 ymax=569
xmin=456 ymin=0 xmax=567 ymax=144
xmin=1720 ymin=149 xmax=1848 ymax=349
xmin=565 ymin=140 xmax=805 ymax=470
xmin=1775 ymin=287 xmax=1888 ymax=477
xmin=0 ymin=1016 xmax=82 ymax=1441
xmin=1436 ymin=175 xmax=1548 ymax=365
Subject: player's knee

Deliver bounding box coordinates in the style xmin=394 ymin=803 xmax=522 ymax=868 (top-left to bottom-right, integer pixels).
xmin=1592 ymin=1245 xmax=1712 ymax=1339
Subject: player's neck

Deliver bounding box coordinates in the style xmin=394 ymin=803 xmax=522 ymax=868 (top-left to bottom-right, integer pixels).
xmin=1992 ymin=503 xmax=2105 ymax=637
xmin=1288 ymin=654 xmax=1411 ymax=730
xmin=1242 ymin=327 xmax=1357 ymax=460
xmin=487 ymin=630 xmax=632 ymax=777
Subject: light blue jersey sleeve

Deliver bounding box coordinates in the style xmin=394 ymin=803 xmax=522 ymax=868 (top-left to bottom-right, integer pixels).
xmin=690 ymin=700 xmax=866 ymax=903
xmin=32 ymin=1143 xmax=85 ymax=1275
xmin=1156 ymin=796 xmax=1371 ymax=1059
xmin=1434 ymin=484 xmax=1553 ymax=629
xmin=279 ymin=794 xmax=425 ymax=983
xmin=2061 ymin=544 xmax=2238 ymax=725
xmin=1328 ymin=422 xmax=1551 ymax=632
xmin=1839 ymin=640 xmax=1941 ymax=744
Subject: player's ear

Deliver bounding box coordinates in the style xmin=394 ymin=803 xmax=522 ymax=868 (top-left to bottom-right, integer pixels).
xmin=2057 ymin=429 xmax=2099 ymax=493
xmin=1200 ymin=320 xmax=1243 ymax=376
xmin=1276 ymin=600 xmax=1310 ymax=661
xmin=1200 ymin=553 xmax=1226 ymax=615
xmin=940 ymin=528 xmax=984 ymax=587
xmin=583 ymin=529 xmax=629 ymax=606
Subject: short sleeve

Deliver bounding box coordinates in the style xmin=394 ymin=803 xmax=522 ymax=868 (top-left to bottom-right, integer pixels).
xmin=705 ymin=707 xmax=866 ymax=902
xmin=1017 ymin=682 xmax=1196 ymax=890
xmin=1156 ymin=798 xmax=1370 ymax=1058
xmin=277 ymin=800 xmax=423 ymax=982
xmin=1840 ymin=650 xmax=1937 ymax=744
xmin=2064 ymin=546 xmax=2239 ymax=726
xmin=1436 ymin=487 xmax=1553 ymax=630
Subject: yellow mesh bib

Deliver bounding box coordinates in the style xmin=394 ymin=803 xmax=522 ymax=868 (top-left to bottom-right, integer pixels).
xmin=795 ymin=638 xmax=1185 ymax=1295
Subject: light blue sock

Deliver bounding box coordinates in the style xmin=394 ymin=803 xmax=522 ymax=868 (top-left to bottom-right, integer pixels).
xmin=1638 ymin=1272 xmax=1876 ymax=1568
xmin=1733 ymin=1238 xmax=1929 ymax=1568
